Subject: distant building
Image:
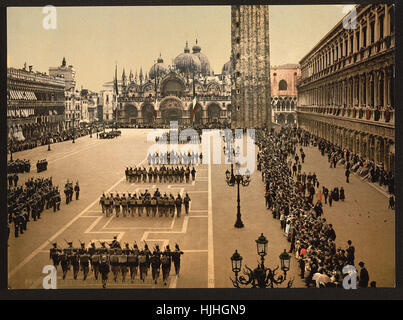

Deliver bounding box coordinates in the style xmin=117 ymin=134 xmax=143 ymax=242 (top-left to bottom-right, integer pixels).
xmin=7 ymin=65 xmax=65 ymax=141
xmin=49 ymin=57 xmax=76 ymax=91
xmin=297 ymin=4 xmax=395 ymax=173
xmin=271 ymin=64 xmax=301 ymax=125
xmin=108 ymin=41 xmax=231 ymax=126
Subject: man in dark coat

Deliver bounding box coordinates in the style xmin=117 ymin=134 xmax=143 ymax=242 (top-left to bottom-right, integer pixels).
xmin=358 ymin=262 xmax=369 ymax=288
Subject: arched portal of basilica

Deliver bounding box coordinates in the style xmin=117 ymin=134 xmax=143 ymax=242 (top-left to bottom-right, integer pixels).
xmin=159 ymin=97 xmax=183 ymax=125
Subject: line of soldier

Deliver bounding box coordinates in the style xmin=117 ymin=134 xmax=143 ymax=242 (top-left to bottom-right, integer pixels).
xmin=50 ymin=238 xmax=184 ymax=288
xmin=7 ymin=159 xmax=30 ymax=174
xmin=36 ymin=159 xmax=48 ymax=173
xmin=8 ymin=177 xmax=62 ymax=238
xmin=147 ymin=151 xmax=203 ymax=166
xmin=99 ymin=189 xmax=191 ymax=218
xmin=64 ymin=180 xmax=80 ymax=204
xmin=125 ymin=165 xmax=196 ymax=184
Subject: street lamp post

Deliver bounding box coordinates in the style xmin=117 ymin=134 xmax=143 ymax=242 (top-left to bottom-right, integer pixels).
xmin=72 ymin=111 xmax=75 ymax=143
xmin=47 ymin=132 xmax=51 ymax=151
xmin=225 ymin=162 xmax=250 ymax=228
xmin=230 ymin=234 xmax=293 ymax=288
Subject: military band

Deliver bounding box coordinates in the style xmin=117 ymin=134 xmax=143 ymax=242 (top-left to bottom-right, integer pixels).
xmin=8 ymin=177 xmax=62 ymax=239
xmin=49 ymin=240 xmax=184 ymax=288
xmin=125 ymin=165 xmax=196 ymax=184
xmin=99 ymin=190 xmax=191 ymax=218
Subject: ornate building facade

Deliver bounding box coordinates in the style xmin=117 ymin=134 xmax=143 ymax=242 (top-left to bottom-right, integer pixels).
xmin=271 ymin=64 xmax=300 ymax=126
xmin=297 ymin=4 xmax=395 ymax=173
xmin=7 ymin=66 xmax=66 ymax=141
xmin=231 ymin=5 xmax=271 ymax=128
xmin=116 ymin=42 xmax=231 ymax=126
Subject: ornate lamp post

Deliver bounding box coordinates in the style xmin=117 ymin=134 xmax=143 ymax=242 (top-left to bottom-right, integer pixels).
xmin=72 ymin=111 xmax=75 ymax=143
xmin=230 ymin=234 xmax=293 ymax=288
xmin=47 ymin=132 xmax=51 ymax=151
xmin=225 ymin=162 xmax=250 ymax=228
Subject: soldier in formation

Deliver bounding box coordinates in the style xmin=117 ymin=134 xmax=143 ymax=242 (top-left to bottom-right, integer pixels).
xmin=100 ymin=190 xmax=187 ymax=219
xmin=8 ymin=177 xmax=61 ymax=238
xmin=7 ymin=159 xmax=30 ymax=174
xmin=48 ymin=239 xmax=184 ymax=287
xmin=125 ymin=165 xmax=196 ymax=184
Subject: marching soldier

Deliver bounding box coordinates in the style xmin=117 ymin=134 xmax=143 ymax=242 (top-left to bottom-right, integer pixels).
xmin=125 ymin=167 xmax=129 ymax=181
xmin=191 ymin=167 xmax=196 ymax=181
xmin=137 ymin=195 xmax=144 ymax=217
xmin=99 ymin=255 xmax=110 ymax=289
xmin=148 ymin=167 xmax=153 ymax=183
xmin=128 ymin=243 xmax=140 ymax=280
xmin=74 ymin=182 xmax=80 ymax=200
xmin=89 ymin=242 xmax=100 ymax=280
xmin=119 ymin=247 xmax=128 ymax=282
xmin=53 ymin=189 xmax=61 ymax=212
xmin=145 ymin=196 xmax=151 ymax=217
xmin=70 ymin=248 xmax=80 ymax=280
xmin=175 ymin=194 xmax=183 ymax=218
xmin=121 ymin=194 xmax=128 ymax=217
xmin=161 ymin=246 xmax=172 ymax=286
xmin=172 ymin=244 xmax=184 ymax=277
xmin=184 ymin=193 xmax=191 ymax=214
xmin=138 ymin=249 xmax=147 ymax=282
xmin=99 ymin=193 xmax=106 ymax=214
xmin=109 ymin=235 xmax=121 ymax=249
xmin=185 ymin=167 xmax=190 ymax=183
xmin=129 ymin=193 xmax=136 ymax=217
xmin=150 ymin=251 xmax=161 ymax=284
xmin=114 ymin=193 xmax=121 ymax=217
xmin=49 ymin=242 xmax=61 ymax=268
xmin=105 ymin=194 xmax=113 ymax=217
xmin=79 ymin=241 xmax=90 ymax=280
xmin=151 ymin=195 xmax=158 ymax=217
xmin=110 ymin=249 xmax=120 ymax=282
xmin=60 ymin=249 xmax=70 ymax=280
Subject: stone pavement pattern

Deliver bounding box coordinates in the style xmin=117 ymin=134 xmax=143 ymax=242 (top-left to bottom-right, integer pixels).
xmin=7 ymin=130 xmax=395 ymax=289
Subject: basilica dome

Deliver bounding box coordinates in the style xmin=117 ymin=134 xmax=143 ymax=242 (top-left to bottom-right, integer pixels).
xmin=174 ymin=42 xmax=201 ymax=74
xmin=149 ymin=55 xmax=168 ymax=80
xmin=192 ymin=39 xmax=211 ymax=76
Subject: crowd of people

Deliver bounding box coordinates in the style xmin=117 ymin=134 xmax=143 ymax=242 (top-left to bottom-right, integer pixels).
xmin=36 ymin=159 xmax=48 ymax=173
xmin=7 ymin=159 xmax=30 ymax=174
xmin=49 ymin=238 xmax=184 ymax=288
xmin=8 ymin=177 xmax=62 ymax=239
xmin=257 ymin=127 xmax=372 ymax=288
xmin=8 ymin=127 xmax=95 ymax=154
xmin=125 ymin=165 xmax=196 ymax=184
xmin=99 ymin=190 xmax=191 ymax=218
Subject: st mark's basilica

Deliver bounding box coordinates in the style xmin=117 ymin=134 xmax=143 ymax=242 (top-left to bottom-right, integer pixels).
xmin=116 ymin=41 xmax=232 ymax=127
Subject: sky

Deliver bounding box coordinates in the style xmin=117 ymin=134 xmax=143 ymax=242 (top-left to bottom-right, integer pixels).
xmin=7 ymin=5 xmax=351 ymax=92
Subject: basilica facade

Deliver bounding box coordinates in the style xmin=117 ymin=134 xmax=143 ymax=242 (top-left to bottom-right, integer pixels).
xmin=116 ymin=41 xmax=231 ymax=126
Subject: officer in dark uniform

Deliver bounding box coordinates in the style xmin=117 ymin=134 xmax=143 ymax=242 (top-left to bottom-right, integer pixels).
xmin=191 ymin=167 xmax=196 ymax=181
xmin=184 ymin=193 xmax=191 ymax=214
xmin=172 ymin=244 xmax=184 ymax=276
xmin=114 ymin=193 xmax=121 ymax=217
xmin=70 ymin=244 xmax=80 ymax=280
xmin=59 ymin=249 xmax=70 ymax=280
xmin=74 ymin=182 xmax=80 ymax=200
xmin=109 ymin=235 xmax=121 ymax=249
